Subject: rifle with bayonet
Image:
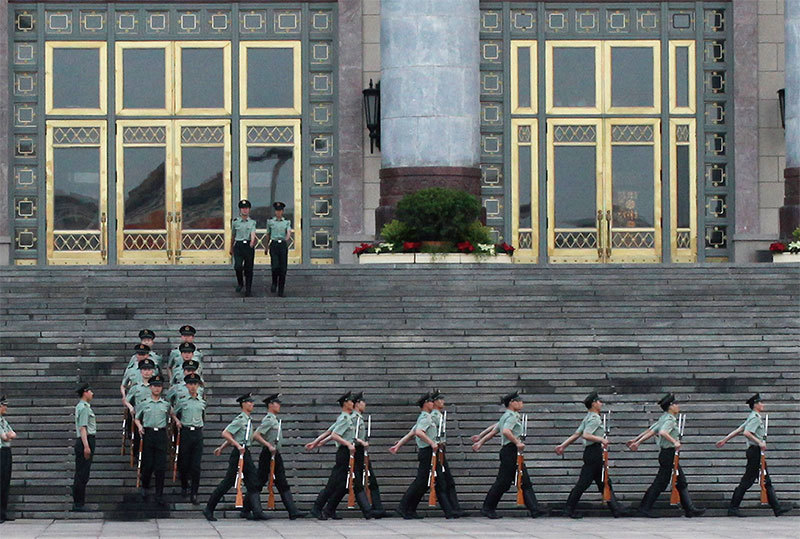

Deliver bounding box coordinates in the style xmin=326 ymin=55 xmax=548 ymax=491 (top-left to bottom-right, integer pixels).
xmin=267 ymin=419 xmax=281 ymax=510
xmin=760 ymin=414 xmax=769 ymax=504
xmin=347 ymin=416 xmax=359 ymax=509
xmin=602 ymin=411 xmax=611 ymax=502
xmin=516 ymin=414 xmax=528 ymax=506
xmin=364 ymin=415 xmax=372 ymax=504
xmin=428 ymin=414 xmax=443 ymax=506
xmin=234 ymin=418 xmax=252 ymax=509
xmin=669 ymin=413 xmax=686 ymax=505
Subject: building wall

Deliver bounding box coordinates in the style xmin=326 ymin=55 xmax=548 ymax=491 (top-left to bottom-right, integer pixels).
xmin=363 ymin=0 xmax=381 ymax=239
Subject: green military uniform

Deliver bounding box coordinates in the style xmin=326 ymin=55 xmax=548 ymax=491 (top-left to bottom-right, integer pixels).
xmin=126 ymin=382 xmax=151 ymax=413
xmin=311 ymin=392 xmax=356 ymax=520
xmin=232 ymin=212 xmax=257 ymax=296
xmin=740 ymin=411 xmax=765 ymax=446
xmin=576 ymin=412 xmax=603 ymax=445
xmin=331 ymin=411 xmax=356 ymax=448
xmin=0 ymin=407 xmax=13 ymax=522
xmin=496 ymin=409 xmax=523 ymax=446
xmin=429 ymin=392 xmax=465 ymax=518
xmin=168 ymin=349 xmax=203 ymax=376
xmin=414 ymin=411 xmax=436 ymax=448
xmin=136 ymin=392 xmax=172 ymax=502
xmin=73 ymin=388 xmax=96 ymax=510
xmin=174 ymin=389 xmax=206 ymax=501
xmin=125 ymin=351 xmax=162 ymax=374
xmin=266 ymin=210 xmax=291 ymax=296
xmin=75 ymin=400 xmax=97 ymax=437
xmin=166 ymin=381 xmax=205 ymax=405
xmin=649 ymin=412 xmax=679 ymax=448
xmin=256 ymin=412 xmax=281 ymax=451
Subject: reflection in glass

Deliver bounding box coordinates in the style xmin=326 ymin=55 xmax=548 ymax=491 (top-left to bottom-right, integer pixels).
xmin=123 ymin=48 xmax=166 ymax=109
xmin=181 ymin=147 xmax=224 ymax=230
xmin=53 ymin=147 xmax=100 ymax=229
xmin=53 ymin=48 xmax=100 ymax=109
xmin=518 ymin=145 xmax=532 ymax=228
xmin=517 ymin=47 xmax=531 ymax=109
xmin=611 ymin=145 xmax=654 ymax=227
xmin=181 ymin=48 xmax=224 ymax=109
xmin=123 ymin=147 xmax=166 ymax=230
xmin=611 ymin=47 xmax=653 ymax=108
xmin=554 ymin=146 xmax=596 ymax=228
xmin=676 ymin=145 xmax=690 ymax=228
xmin=552 ymin=48 xmax=595 ymax=108
xmin=246 ymin=146 xmax=295 ymax=226
xmin=675 ymin=46 xmax=689 ymax=108
xmin=247 ymin=48 xmax=294 ymax=109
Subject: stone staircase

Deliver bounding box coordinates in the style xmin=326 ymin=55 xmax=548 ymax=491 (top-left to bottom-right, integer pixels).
xmin=0 ymin=264 xmax=798 ymax=519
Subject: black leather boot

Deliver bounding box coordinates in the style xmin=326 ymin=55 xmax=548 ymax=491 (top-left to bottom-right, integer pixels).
xmin=281 ymin=490 xmax=306 ymax=519
xmin=235 ymin=269 xmax=244 ymax=292
xmin=277 ymin=271 xmax=286 ymax=297
xmin=356 ymin=490 xmax=375 ymax=519
xmin=270 ymin=270 xmax=278 ymax=293
xmin=246 ymin=491 xmax=271 ymax=520
xmin=523 ymin=488 xmax=547 ymax=518
xmin=367 ymin=488 xmax=388 ymax=518
xmin=607 ymin=495 xmax=632 ymax=518
xmin=766 ymin=483 xmax=793 ymax=516
xmin=436 ymin=485 xmax=458 ymax=519
xmin=678 ymin=488 xmax=706 ymax=518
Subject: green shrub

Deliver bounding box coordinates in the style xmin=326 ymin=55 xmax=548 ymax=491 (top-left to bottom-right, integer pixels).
xmin=379 ymin=219 xmax=411 ymax=243
xmin=463 ymin=221 xmax=493 ymax=245
xmin=395 ymin=187 xmax=482 ymax=243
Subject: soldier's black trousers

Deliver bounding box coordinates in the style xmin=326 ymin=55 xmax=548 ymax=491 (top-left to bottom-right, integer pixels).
xmin=435 ymin=446 xmax=460 ymax=505
xmin=353 ymin=445 xmax=380 ymax=494
xmin=207 ymin=448 xmax=260 ymax=511
xmin=233 ymin=241 xmax=255 ymax=290
xmin=178 ymin=427 xmax=203 ymax=495
xmin=269 ymin=241 xmax=288 ymax=271
xmin=141 ymin=428 xmax=168 ymax=495
xmin=314 ymin=445 xmax=349 ymax=511
xmin=639 ymin=447 xmax=688 ymax=510
xmin=730 ymin=445 xmax=783 ymax=512
xmin=483 ymin=443 xmax=534 ymax=510
xmin=565 ymin=444 xmax=620 ymax=512
xmin=257 ymin=449 xmax=290 ymax=493
xmin=397 ymin=446 xmax=433 ymax=514
xmin=72 ymin=435 xmax=95 ymax=506
xmin=0 ymin=447 xmax=11 ymax=517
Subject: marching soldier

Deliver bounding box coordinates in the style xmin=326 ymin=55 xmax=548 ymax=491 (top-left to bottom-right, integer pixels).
xmin=171 ymin=373 xmax=206 ymax=504
xmin=471 ymin=390 xmax=545 ymax=519
xmin=351 ymin=392 xmax=387 ymax=518
xmin=626 ymin=393 xmax=705 ymax=518
xmin=124 ymin=355 xmax=157 ymax=466
xmin=167 ymin=326 xmax=203 ymax=381
xmin=244 ymin=393 xmax=305 ymax=519
xmin=72 ymin=383 xmax=96 ymax=512
xmin=120 ymin=343 xmax=156 ymax=398
xmin=124 ymin=330 xmax=163 ymax=373
xmin=716 ymin=393 xmax=793 ymax=517
xmin=305 ymin=391 xmax=356 ymax=520
xmin=265 ymin=201 xmax=292 ymax=297
xmin=554 ymin=391 xmax=629 ymax=518
xmin=0 ymin=395 xmax=16 ymax=523
xmin=231 ymin=199 xmax=257 ymax=297
xmin=134 ymin=374 xmax=172 ymax=507
xmin=389 ymin=392 xmax=456 ymax=519
xmin=166 ymin=359 xmax=205 ymax=404
xmin=203 ymin=393 xmax=269 ymax=522
xmin=430 ymin=389 xmax=467 ymax=517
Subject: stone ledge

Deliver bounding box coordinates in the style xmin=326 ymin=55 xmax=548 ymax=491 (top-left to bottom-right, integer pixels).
xmin=358 ymin=253 xmax=512 ymax=264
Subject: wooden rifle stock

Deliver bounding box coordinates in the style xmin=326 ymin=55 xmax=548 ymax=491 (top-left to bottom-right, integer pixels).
xmin=602 ymin=413 xmax=611 ymax=502
xmin=135 ymin=438 xmax=143 ymax=488
xmin=364 ymin=449 xmax=372 ymax=504
xmin=347 ymin=453 xmax=356 ymax=508
xmin=428 ymin=448 xmax=438 ymax=506
xmin=516 ymin=452 xmax=524 ymax=506
xmin=267 ymin=455 xmax=276 ymax=509
xmin=234 ymin=449 xmax=245 ymax=508
xmin=669 ymin=414 xmax=685 ymax=506
xmin=172 ymin=429 xmax=180 ymax=482
xmin=760 ymin=414 xmax=769 ymax=504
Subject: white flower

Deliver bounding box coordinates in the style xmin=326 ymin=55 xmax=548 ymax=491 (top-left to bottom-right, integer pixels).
xmin=788 ymin=241 xmax=800 ymax=253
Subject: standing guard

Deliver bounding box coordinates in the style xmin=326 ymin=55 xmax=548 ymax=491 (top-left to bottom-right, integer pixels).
xmin=203 ymin=393 xmax=269 ymax=522
xmin=554 ymin=391 xmax=629 ymax=518
xmin=171 ymin=373 xmax=206 ymax=504
xmin=471 ymin=390 xmax=545 ymax=519
xmin=0 ymin=395 xmax=16 ymax=523
xmin=134 ymin=374 xmax=172 ymax=507
xmin=166 ymin=359 xmax=205 ymax=405
xmin=124 ymin=356 xmax=156 ymax=467
xmin=129 ymin=330 xmax=162 ymax=372
xmin=430 ymin=389 xmax=467 ymax=517
xmin=265 ymin=201 xmax=292 ymax=297
xmin=231 ymin=199 xmax=257 ymax=297
xmin=716 ymin=393 xmax=794 ymax=517
xmin=72 ymin=384 xmax=96 ymax=512
xmin=626 ymin=393 xmax=705 ymax=518
xmin=167 ymin=326 xmax=203 ymax=381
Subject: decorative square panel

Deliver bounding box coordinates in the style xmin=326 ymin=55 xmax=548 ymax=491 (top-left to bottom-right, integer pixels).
xmin=575 ymin=10 xmax=599 ymax=34
xmin=116 ymin=12 xmax=138 ymax=34
xmin=671 ymin=11 xmax=694 ymax=31
xmin=481 ymin=103 xmax=502 ymax=126
xmin=312 ymin=103 xmax=333 ymax=127
xmin=511 ymin=10 xmax=536 ymax=34
xmin=704 ymin=226 xmax=727 ymax=249
xmin=704 ymin=9 xmax=725 ymax=33
xmin=15 ymin=136 xmax=36 ymax=158
xmin=312 ymin=228 xmax=332 ymax=249
xmin=704 ymin=40 xmax=725 ymax=63
xmin=15 ymin=197 xmax=37 ymax=219
xmin=14 ymin=104 xmax=36 ymax=128
xmin=312 ymin=197 xmax=332 ymax=218
xmin=675 ymin=125 xmax=690 ymax=143
xmin=311 ymin=73 xmax=333 ymax=95
xmin=518 ymin=125 xmax=532 ymax=143
xmin=483 ymin=197 xmax=502 ymax=219
xmin=14 ymin=43 xmax=36 ymax=65
xmin=311 ymin=11 xmax=332 ymax=33
xmin=481 ymin=164 xmax=503 ymax=188
xmin=705 ymin=163 xmax=727 ymax=188
xmin=481 ymin=41 xmax=502 ymax=64
xmin=705 ymin=71 xmax=725 ymax=94
xmin=15 ymin=11 xmax=36 ymax=33
xmin=14 ymin=73 xmax=36 ymax=97
xmin=606 ymin=10 xmax=630 ymax=33
xmin=312 ymin=135 xmax=333 ymax=157
xmin=704 ymin=102 xmax=725 ymax=125
xmin=481 ymin=10 xmax=502 ymax=34
xmin=312 ymin=165 xmax=333 ymax=187
xmin=46 ymin=11 xmax=72 ymax=34
xmin=274 ymin=10 xmax=301 ymax=34
xmin=147 ymin=12 xmax=169 ymax=34
xmin=636 ymin=9 xmax=659 ymax=32
xmin=240 ymin=10 xmax=267 ymax=33
xmin=546 ymin=10 xmax=568 ymax=33
xmin=209 ymin=12 xmax=231 ymax=33
xmin=481 ymin=72 xmax=502 ymax=96
xmin=481 ymin=134 xmax=502 ymax=156
xmin=15 ymin=228 xmax=37 ymax=250
xmin=80 ymin=11 xmax=105 ymax=33
xmin=15 ymin=167 xmax=37 ymax=188
xmin=311 ymin=42 xmax=331 ymax=64
xmin=705 ymin=133 xmax=725 ymax=156
xmin=705 ymin=195 xmax=727 ymax=218
xmin=178 ymin=12 xmax=201 ymax=34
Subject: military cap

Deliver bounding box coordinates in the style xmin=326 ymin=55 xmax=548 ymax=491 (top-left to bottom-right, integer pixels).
xmin=273 ymin=201 xmax=286 ymax=210
xmin=336 ymin=391 xmax=353 ymax=406
xmin=658 ymin=393 xmax=676 ymax=411
xmin=431 ymin=388 xmax=445 ymax=401
xmin=416 ymin=392 xmax=433 ymax=408
xmin=76 ymin=383 xmax=92 ymax=396
xmin=179 ymin=342 xmax=196 ymax=354
xmin=184 ymin=373 xmax=202 ymax=385
xmin=238 ymin=199 xmax=252 ymax=208
xmin=746 ymin=393 xmax=762 ymax=409
xmin=584 ymin=391 xmax=601 ymax=409
xmin=0 ymin=395 xmax=8 ymax=405
xmin=351 ymin=391 xmax=365 ymax=403
xmin=263 ymin=393 xmax=282 ymax=405
xmin=182 ymin=359 xmax=200 ymax=371
xmin=138 ymin=358 xmax=156 ymax=370
xmin=501 ymin=390 xmax=522 ymax=407
xmin=149 ymin=374 xmax=164 ymax=386
xmin=179 ymin=325 xmax=196 ymax=336
xmin=237 ymin=392 xmax=255 ymax=404
xmin=139 ymin=329 xmax=156 ymax=340
xmin=134 ymin=343 xmax=151 ymax=355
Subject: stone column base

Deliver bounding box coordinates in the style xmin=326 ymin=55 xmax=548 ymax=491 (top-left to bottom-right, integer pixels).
xmin=780 ymin=167 xmax=800 ymax=238
xmin=375 ymin=166 xmax=481 ymax=234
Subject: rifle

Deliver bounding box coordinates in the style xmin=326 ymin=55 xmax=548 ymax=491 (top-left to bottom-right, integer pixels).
xmin=364 ymin=415 xmax=372 ymax=504
xmin=121 ymin=409 xmax=129 ymax=456
xmin=267 ymin=419 xmax=281 ymax=510
xmin=515 ymin=414 xmax=528 ymax=506
xmin=602 ymin=411 xmax=611 ymax=502
xmin=135 ymin=437 xmax=144 ymax=488
xmin=669 ymin=413 xmax=686 ymax=505
xmin=428 ymin=413 xmax=443 ymax=506
xmin=760 ymin=414 xmax=769 ymax=504
xmin=234 ymin=418 xmax=252 ymax=509
xmin=347 ymin=416 xmax=359 ymax=509
xmin=172 ymin=427 xmax=181 ymax=482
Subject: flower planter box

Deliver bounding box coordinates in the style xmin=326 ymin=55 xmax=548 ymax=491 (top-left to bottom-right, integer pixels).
xmin=772 ymin=252 xmax=800 ymax=263
xmin=358 ymin=253 xmax=513 ymax=264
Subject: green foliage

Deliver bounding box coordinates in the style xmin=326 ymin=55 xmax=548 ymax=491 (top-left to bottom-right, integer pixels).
xmin=395 ymin=187 xmax=482 ymax=243
xmin=380 ymin=219 xmax=411 ymax=244
xmin=420 ymin=242 xmax=455 ymax=254
xmin=463 ymin=221 xmax=493 ymax=246
xmin=793 ymin=227 xmax=800 ymax=241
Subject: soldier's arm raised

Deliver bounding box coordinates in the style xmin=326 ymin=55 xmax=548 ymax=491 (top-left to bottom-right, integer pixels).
xmin=716 ymin=426 xmax=744 ymax=448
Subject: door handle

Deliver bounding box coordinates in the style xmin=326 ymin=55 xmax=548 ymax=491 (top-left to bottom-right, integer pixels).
xmin=100 ymin=212 xmax=107 ymax=261
xmin=167 ymin=212 xmax=173 ymax=223
xmin=596 ymin=210 xmax=604 ymax=259
xmin=605 ymin=210 xmax=612 ymax=258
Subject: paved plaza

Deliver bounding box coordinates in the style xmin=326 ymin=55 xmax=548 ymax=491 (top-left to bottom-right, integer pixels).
xmin=0 ymin=517 xmax=797 ymax=539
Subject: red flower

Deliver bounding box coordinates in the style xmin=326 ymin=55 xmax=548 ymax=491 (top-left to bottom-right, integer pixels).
xmin=353 ymin=243 xmax=374 ymax=255
xmin=769 ymin=242 xmax=787 ymax=253
xmin=403 ymin=241 xmax=422 ymax=252
xmin=456 ymin=241 xmax=475 ymax=253
xmin=497 ymin=242 xmax=515 ymax=255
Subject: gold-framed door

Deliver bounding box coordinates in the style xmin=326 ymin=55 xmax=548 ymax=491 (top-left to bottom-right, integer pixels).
xmin=510 ymin=118 xmax=538 ymax=261
xmin=240 ymin=119 xmax=302 ymax=265
xmin=45 ymin=120 xmax=108 ymax=264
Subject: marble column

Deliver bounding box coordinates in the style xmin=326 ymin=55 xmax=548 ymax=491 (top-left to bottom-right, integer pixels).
xmin=376 ymin=0 xmax=480 ymax=231
xmin=782 ymin=0 xmax=800 ymax=238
